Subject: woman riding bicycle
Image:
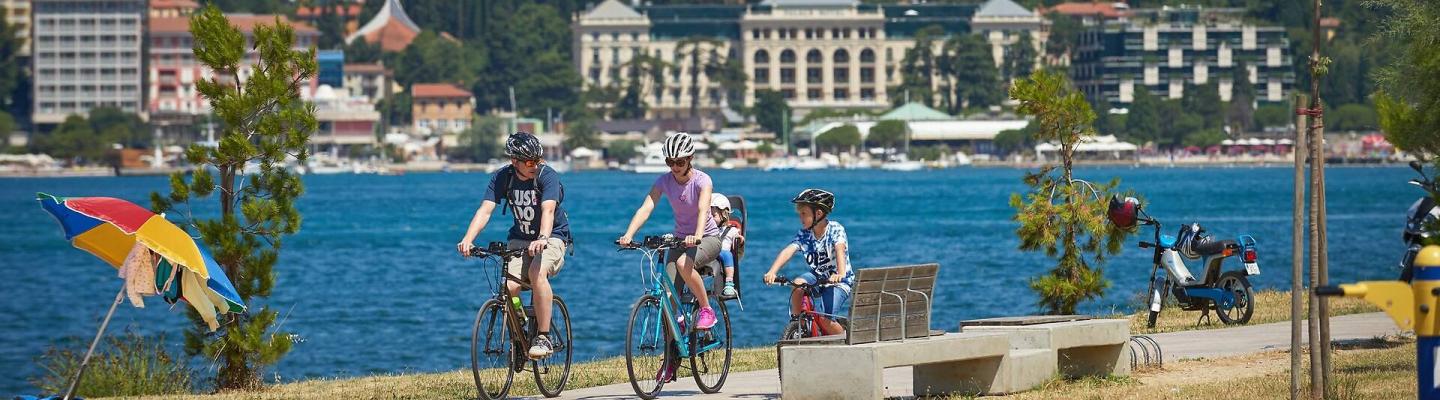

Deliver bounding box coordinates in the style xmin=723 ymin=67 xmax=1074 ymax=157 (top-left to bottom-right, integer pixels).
xmin=618 ymin=132 xmax=721 ymax=330
xmin=763 ymin=188 xmax=854 ymax=335
xmin=457 ymin=132 xmax=570 ymax=359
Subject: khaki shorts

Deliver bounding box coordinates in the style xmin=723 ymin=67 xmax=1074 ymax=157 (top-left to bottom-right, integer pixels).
xmin=665 ymin=236 xmax=721 ymax=278
xmin=506 ymin=238 xmax=567 ymax=281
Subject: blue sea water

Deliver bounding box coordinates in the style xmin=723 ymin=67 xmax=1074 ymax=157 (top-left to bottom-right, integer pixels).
xmin=0 ymin=166 xmax=1415 ymax=393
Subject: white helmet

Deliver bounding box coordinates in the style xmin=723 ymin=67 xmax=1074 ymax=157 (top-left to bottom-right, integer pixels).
xmin=663 ymin=132 xmax=696 ymax=158
xmin=710 ymin=193 xmax=731 ymax=211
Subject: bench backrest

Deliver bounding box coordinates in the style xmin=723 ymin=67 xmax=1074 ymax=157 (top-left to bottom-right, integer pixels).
xmin=846 ymin=263 xmax=939 ymax=345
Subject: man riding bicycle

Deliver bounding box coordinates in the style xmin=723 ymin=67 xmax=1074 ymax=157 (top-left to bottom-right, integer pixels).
xmin=457 ymin=132 xmax=570 ymax=359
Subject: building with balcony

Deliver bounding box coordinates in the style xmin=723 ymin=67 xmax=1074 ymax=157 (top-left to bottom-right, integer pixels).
xmin=573 ymin=0 xmax=1045 ymax=120
xmin=1072 ymin=6 xmax=1294 ymax=105
xmin=345 ymin=0 xmax=418 ymax=53
xmin=411 ymin=83 xmax=473 ymax=147
xmin=146 ymin=14 xmax=319 ymax=117
xmin=342 ymin=62 xmax=392 ymax=103
xmin=311 ymin=84 xmax=380 ymax=152
xmin=31 ymin=0 xmax=145 ymax=125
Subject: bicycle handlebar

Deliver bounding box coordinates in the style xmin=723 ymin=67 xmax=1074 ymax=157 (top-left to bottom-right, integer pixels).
xmin=466 ymin=242 xmax=526 ymax=259
xmin=767 ymin=274 xmax=836 ymax=288
xmin=615 ymin=235 xmax=687 ymax=251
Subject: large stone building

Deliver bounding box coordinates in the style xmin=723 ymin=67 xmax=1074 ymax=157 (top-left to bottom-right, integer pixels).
xmin=1071 ymin=6 xmax=1294 ymax=105
xmin=31 ymin=0 xmax=145 ymax=125
xmin=573 ymin=0 xmax=1045 ymax=120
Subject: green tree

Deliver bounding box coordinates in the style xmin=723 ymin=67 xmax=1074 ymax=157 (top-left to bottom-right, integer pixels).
xmin=1126 ymin=87 xmax=1163 ymax=144
xmin=40 ymin=115 xmax=104 ymax=164
xmin=1330 ymin=103 xmax=1378 ymax=132
xmin=1044 ymin=12 xmax=1083 ymax=64
xmin=392 ymin=31 xmax=483 ymax=88
xmin=814 ymin=124 xmax=862 ymax=154
xmin=1004 ymin=31 xmax=1038 ymax=85
xmin=893 ymin=26 xmax=943 ymax=107
xmin=1183 ymin=128 xmax=1228 ymax=147
xmin=756 ymin=141 xmax=775 ymax=157
xmin=940 ymin=34 xmax=1003 ymax=112
xmin=1008 ymin=69 xmax=1131 ymax=315
xmin=563 ymin=117 xmax=602 ymax=150
xmin=613 ymin=54 xmax=671 ymax=119
xmin=313 ymin=1 xmax=346 ymax=49
xmin=148 ymin=6 xmax=315 ymax=390
xmin=675 ymin=36 xmax=725 ymax=117
xmin=376 ymin=92 xmax=411 ymax=130
xmin=1253 ymin=103 xmax=1291 ymax=130
xmin=1226 ymin=64 xmax=1256 ymax=134
xmin=472 ymin=3 xmax=583 ymax=118
xmin=706 ymin=51 xmax=749 ymax=114
xmin=753 ymin=90 xmax=791 ymax=141
xmin=1182 ymin=82 xmax=1223 ymax=130
xmin=607 ymin=139 xmax=642 ymax=162
xmin=449 ymin=115 xmax=503 ymax=162
xmin=994 ymin=124 xmax=1035 ymax=155
xmin=0 ymin=111 xmax=14 ymax=150
xmin=88 ymin=107 xmax=149 ymax=149
xmin=342 ymin=38 xmax=381 ymax=64
xmin=1372 ymin=0 xmax=1440 ymax=158
xmin=866 ymin=119 xmax=907 ymax=150
xmin=0 ymin=16 xmax=28 ymax=119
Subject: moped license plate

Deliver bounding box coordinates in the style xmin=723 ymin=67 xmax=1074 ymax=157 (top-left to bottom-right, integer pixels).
xmin=1245 ymin=262 xmax=1260 ymax=276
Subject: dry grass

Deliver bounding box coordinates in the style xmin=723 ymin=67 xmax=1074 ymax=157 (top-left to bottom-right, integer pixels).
xmin=1129 ymin=290 xmax=1379 ymax=334
xmin=988 ymin=335 xmax=1414 ymax=400
xmin=109 ymin=347 xmax=779 ymax=400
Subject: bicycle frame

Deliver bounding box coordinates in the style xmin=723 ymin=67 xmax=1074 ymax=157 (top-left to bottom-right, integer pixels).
xmin=623 ymin=239 xmax=723 ymax=359
xmin=780 ymin=278 xmax=845 ymax=338
xmin=472 ymin=244 xmax=545 ymax=363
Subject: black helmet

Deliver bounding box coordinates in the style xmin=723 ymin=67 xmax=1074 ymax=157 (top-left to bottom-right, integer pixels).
xmin=1107 ymin=195 xmax=1140 ymax=228
xmin=505 ymin=132 xmax=543 ymax=160
xmin=791 ymin=188 xmax=835 ymax=214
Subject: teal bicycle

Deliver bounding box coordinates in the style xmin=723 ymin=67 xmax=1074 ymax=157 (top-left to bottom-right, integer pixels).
xmin=617 ymin=235 xmax=733 ymax=399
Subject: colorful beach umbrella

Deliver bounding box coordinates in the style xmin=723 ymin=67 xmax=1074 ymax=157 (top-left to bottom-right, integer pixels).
xmin=36 ymin=192 xmax=245 ymax=324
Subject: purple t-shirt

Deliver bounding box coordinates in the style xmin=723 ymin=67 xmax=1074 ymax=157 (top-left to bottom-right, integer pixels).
xmin=653 ymin=169 xmax=721 ymax=237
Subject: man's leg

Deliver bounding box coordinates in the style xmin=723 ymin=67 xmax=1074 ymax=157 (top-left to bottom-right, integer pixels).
xmin=529 ymin=256 xmax=552 ymax=332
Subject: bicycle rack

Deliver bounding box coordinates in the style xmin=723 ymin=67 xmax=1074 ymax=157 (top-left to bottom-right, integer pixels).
xmin=1128 ymin=335 xmax=1163 ymax=369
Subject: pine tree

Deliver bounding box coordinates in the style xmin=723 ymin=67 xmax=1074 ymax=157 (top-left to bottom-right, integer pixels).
xmin=149 ymin=6 xmax=316 ymax=390
xmin=1008 ymin=70 xmax=1133 ymax=315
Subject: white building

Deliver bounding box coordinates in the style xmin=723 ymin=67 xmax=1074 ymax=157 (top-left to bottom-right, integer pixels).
xmin=573 ymin=0 xmax=1045 ymax=119
xmin=31 ymin=0 xmax=145 ymax=124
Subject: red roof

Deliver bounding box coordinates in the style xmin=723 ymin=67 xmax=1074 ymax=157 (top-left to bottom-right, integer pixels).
xmin=149 ymin=15 xmax=318 ymax=35
xmin=412 ymin=83 xmax=472 ymax=99
xmin=296 ymin=4 xmax=363 ymax=18
xmin=361 ymin=20 xmax=419 ymax=52
xmin=1042 ymin=2 xmax=1129 ymax=19
xmin=1320 ymin=17 xmax=1341 ymax=28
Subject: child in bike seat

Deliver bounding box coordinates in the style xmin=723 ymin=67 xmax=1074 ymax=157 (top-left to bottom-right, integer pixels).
xmin=711 ymin=193 xmax=744 ymax=299
xmin=762 ymin=188 xmax=854 ymax=335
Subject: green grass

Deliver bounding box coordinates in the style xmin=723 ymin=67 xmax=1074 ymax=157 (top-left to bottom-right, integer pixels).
xmin=1129 ymin=290 xmax=1379 ymax=334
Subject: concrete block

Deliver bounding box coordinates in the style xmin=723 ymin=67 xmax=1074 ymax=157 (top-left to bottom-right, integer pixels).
xmin=960 ymin=319 xmax=1131 ymax=378
xmin=780 ymin=332 xmax=1012 ymax=400
xmin=780 ymin=344 xmax=882 ymax=400
xmin=913 ymin=348 xmax=1056 ymax=396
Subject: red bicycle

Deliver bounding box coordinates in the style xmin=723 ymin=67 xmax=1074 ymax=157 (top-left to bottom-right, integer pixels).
xmin=769 ymin=275 xmax=847 ymax=381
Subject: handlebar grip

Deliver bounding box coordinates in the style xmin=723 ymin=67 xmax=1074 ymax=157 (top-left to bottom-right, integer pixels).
xmin=1139 ymin=242 xmax=1153 ymax=249
xmin=1314 ymin=286 xmax=1344 ymax=297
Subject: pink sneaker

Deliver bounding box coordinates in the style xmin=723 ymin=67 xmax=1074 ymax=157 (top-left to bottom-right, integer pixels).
xmin=696 ymin=307 xmax=717 ymax=330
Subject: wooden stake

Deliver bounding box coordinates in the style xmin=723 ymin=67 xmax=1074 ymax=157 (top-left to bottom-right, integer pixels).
xmin=1291 ymin=93 xmax=1308 ymax=400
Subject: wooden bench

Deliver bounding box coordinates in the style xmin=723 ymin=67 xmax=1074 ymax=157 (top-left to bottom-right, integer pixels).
xmin=778 ymin=264 xmax=1059 ymax=399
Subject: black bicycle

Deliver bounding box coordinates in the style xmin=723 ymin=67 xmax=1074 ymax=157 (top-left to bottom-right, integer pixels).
xmin=467 ymin=242 xmax=573 ymax=399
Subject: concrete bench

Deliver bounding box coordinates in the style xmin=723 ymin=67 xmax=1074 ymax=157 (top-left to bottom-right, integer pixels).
xmin=961 ymin=315 xmax=1132 ymax=378
xmin=779 ymin=264 xmax=1059 ymax=398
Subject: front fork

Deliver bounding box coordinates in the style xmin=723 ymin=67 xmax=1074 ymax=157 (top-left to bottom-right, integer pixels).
xmin=1149 ymin=267 xmax=1167 ymax=313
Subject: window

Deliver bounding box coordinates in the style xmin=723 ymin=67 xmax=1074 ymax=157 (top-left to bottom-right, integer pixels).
xmin=807 ymin=89 xmax=821 ymax=100
xmin=835 ymin=90 xmax=849 ymax=100
xmin=834 ymin=68 xmax=848 ymax=83
xmin=781 ymin=89 xmax=795 ymax=99
xmin=834 ymin=49 xmax=850 ymax=64
xmin=754 ymin=68 xmax=769 ymax=83
xmin=806 ymin=49 xmax=822 ymax=64
xmin=860 ymin=49 xmax=875 ymax=63
xmin=807 ymin=67 xmax=822 ymax=82
xmin=754 ymin=49 xmax=769 ymax=64
xmin=780 ymin=50 xmax=795 ymax=64
xmin=860 ymin=88 xmax=875 ymax=100
xmin=860 ymin=68 xmax=874 ymax=83
xmin=780 ymin=68 xmax=795 ymax=83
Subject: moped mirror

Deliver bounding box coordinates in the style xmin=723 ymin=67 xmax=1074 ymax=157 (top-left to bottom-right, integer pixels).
xmin=1411 ymin=160 xmax=1425 ymax=174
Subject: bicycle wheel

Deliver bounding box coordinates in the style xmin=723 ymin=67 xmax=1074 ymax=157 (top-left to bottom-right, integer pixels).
xmin=472 ymin=300 xmax=515 ymax=400
xmin=625 ymin=294 xmax=668 ymax=400
xmin=1214 ymin=271 xmax=1255 ymax=325
xmin=534 ymin=296 xmax=572 ymax=398
xmin=691 ymin=299 xmax=732 ymax=393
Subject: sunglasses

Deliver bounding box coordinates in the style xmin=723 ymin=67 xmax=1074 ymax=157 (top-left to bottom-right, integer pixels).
xmin=665 ymin=157 xmax=690 ymax=167
xmin=512 ymin=159 xmax=539 ymax=167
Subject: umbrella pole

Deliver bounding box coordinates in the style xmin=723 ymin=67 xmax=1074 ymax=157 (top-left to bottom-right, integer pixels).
xmin=62 ymin=285 xmax=125 ymax=400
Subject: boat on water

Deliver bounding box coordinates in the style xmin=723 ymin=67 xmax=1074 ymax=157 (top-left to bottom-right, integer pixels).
xmin=880 ymin=155 xmax=925 ymax=171
xmin=625 ymin=152 xmax=671 ymax=174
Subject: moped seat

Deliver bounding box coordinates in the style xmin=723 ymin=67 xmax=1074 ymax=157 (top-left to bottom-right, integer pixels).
xmin=1191 ymin=238 xmax=1238 ymax=258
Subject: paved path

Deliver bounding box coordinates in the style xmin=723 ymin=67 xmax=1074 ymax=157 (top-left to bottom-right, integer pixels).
xmin=545 ymin=312 xmax=1401 ymax=399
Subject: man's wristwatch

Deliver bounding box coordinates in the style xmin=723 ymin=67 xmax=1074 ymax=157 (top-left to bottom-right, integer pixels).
xmin=536 ymin=235 xmax=549 ymax=241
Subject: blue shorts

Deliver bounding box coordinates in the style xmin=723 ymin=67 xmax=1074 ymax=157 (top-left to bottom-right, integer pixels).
xmin=798 ymin=271 xmax=851 ymax=316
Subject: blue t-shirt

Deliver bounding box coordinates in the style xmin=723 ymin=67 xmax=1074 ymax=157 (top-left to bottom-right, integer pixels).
xmin=482 ymin=165 xmax=571 ymax=242
xmin=791 ymin=221 xmax=855 ymax=287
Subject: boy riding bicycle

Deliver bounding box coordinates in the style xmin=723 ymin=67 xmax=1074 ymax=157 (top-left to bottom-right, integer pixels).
xmin=763 ymin=189 xmax=854 ymax=335
xmin=457 ymin=132 xmax=570 ymax=359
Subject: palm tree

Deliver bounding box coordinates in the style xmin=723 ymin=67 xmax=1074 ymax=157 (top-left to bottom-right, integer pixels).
xmin=676 ymin=36 xmax=725 ymax=118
